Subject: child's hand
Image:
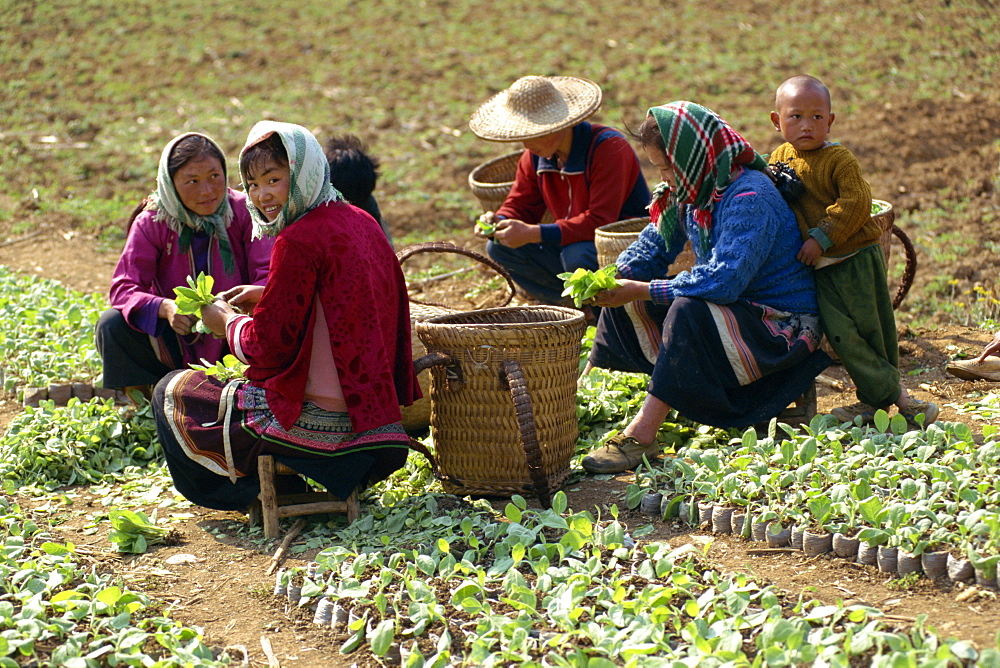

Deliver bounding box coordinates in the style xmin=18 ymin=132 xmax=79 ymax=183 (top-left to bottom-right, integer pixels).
xmin=796 ymin=238 xmax=823 ymax=266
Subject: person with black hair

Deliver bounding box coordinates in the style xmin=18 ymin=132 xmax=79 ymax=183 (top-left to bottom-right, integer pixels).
xmin=324 ymin=134 xmax=391 ymax=246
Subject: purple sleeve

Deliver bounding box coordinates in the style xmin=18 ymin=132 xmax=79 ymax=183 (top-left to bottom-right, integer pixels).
xmin=108 ymin=212 xmax=175 ymax=335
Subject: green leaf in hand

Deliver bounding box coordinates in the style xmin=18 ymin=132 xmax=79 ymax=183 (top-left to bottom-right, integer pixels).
xmin=558 ymin=265 xmax=620 ymax=307
xmin=476 ymin=217 xmax=497 ymax=236
xmin=173 ymin=273 xmax=216 ymax=315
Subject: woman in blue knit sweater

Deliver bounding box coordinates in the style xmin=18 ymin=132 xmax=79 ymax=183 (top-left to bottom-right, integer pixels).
xmin=582 ymin=101 xmax=832 ymax=474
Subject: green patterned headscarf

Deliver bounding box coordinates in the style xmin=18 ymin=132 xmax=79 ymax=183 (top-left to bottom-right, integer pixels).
xmin=647 ymin=102 xmax=769 ymax=254
xmin=148 ymin=132 xmax=235 ymax=272
xmin=239 ymin=121 xmax=342 ymax=238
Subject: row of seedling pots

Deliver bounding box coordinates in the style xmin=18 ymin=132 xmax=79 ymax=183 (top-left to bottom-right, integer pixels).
xmin=644 ymin=492 xmax=1000 ymax=588
xmin=273 ymin=564 xmax=411 ymax=662
xmin=21 ymin=382 xmax=127 ymax=406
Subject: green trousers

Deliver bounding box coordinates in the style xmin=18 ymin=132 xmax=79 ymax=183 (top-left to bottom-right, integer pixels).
xmin=815 ymin=244 xmax=901 ymax=408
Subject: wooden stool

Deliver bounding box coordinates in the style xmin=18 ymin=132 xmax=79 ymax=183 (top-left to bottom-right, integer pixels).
xmin=249 ymin=455 xmax=360 ymax=539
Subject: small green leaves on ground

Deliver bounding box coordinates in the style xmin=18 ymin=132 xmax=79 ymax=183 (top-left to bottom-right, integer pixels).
xmin=108 ymin=509 xmax=174 ymax=553
xmin=0 ymin=267 xmax=104 ymax=392
xmin=558 ymin=265 xmax=620 ymax=307
xmin=0 ymin=497 xmax=232 ymax=667
xmin=0 ymin=399 xmax=161 ymax=490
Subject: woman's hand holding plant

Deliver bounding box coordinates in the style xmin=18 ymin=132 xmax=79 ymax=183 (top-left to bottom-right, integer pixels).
xmin=591 ymin=279 xmax=651 ymax=308
xmin=219 ymin=284 xmax=264 ymax=312
xmin=158 ymin=299 xmax=196 ymax=336
xmin=200 ymin=299 xmax=237 ymax=337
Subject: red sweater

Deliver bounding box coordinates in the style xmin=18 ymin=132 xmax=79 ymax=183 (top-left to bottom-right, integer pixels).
xmin=227 ymin=201 xmax=420 ymax=431
xmin=496 ymin=122 xmax=650 ymax=245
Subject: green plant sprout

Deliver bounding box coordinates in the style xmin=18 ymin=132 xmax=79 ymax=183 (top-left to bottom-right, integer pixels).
xmin=558 ymin=265 xmax=620 ymax=307
xmin=475 ymin=216 xmax=497 ymax=236
xmin=173 ymin=272 xmax=217 ymax=334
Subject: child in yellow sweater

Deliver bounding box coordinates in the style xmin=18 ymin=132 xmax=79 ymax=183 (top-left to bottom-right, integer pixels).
xmin=769 ymin=75 xmax=938 ymax=429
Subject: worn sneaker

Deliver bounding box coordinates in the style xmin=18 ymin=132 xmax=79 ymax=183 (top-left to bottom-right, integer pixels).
xmin=898 ymin=398 xmax=940 ymax=430
xmin=582 ymin=434 xmax=661 ymax=474
xmin=830 ymin=401 xmax=879 ymax=425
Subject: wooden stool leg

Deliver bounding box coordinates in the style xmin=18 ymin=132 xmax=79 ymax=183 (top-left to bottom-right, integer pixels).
xmin=257 ymin=455 xmax=280 ymax=540
xmin=346 ymin=488 xmax=360 ymax=523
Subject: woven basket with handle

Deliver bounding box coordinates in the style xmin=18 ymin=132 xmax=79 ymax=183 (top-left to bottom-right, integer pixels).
xmin=871 ymin=199 xmax=916 ymax=309
xmin=595 ymin=217 xmax=696 ymax=275
xmin=396 ymin=242 xmax=516 ymax=434
xmin=414 ymin=306 xmax=585 ymax=508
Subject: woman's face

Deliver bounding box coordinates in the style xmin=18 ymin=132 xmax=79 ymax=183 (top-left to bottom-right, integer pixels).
xmin=245 ymin=159 xmax=291 ymax=222
xmin=172 ymin=155 xmax=227 ymax=216
xmin=643 ymin=145 xmax=676 ymax=189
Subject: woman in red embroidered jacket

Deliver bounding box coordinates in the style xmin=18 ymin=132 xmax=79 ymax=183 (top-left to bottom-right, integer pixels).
xmin=151 ymin=121 xmax=420 ymax=511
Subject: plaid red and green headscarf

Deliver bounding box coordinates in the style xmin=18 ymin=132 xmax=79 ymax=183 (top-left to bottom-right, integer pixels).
xmin=647 ymin=101 xmax=769 ymax=255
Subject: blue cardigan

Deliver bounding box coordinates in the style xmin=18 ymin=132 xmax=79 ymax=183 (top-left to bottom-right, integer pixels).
xmin=617 ymin=168 xmax=818 ymax=315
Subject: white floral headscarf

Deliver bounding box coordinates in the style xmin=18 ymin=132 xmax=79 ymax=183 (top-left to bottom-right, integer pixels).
xmin=148 ymin=132 xmax=235 ymax=271
xmin=239 ymin=121 xmax=342 ymax=238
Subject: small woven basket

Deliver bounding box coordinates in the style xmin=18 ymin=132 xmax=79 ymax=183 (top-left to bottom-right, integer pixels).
xmin=468 ymin=151 xmax=555 ymax=224
xmin=595 ymin=217 xmax=696 ymax=274
xmin=872 ymin=199 xmax=894 ymax=265
xmin=416 ymin=306 xmax=585 ymax=505
xmin=469 ymin=151 xmax=523 ymax=213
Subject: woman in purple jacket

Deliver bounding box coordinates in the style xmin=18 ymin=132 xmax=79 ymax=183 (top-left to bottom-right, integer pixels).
xmin=95 ymin=132 xmax=273 ymax=400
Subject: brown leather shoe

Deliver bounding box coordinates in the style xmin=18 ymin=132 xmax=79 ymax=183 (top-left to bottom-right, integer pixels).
xmin=582 ymin=433 xmax=660 ymax=474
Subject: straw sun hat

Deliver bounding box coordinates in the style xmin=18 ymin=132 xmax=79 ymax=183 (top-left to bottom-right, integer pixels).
xmin=469 ymin=75 xmax=603 ymax=142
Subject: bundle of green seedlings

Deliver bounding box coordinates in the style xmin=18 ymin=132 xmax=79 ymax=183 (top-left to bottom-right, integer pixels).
xmin=558 ymin=265 xmax=620 ymax=307
xmin=172 ymin=272 xmax=218 ymax=335
xmin=108 ymin=509 xmax=177 ymax=553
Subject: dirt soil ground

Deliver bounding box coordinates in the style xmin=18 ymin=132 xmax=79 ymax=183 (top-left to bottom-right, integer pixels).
xmin=1 ymin=97 xmax=999 ymax=666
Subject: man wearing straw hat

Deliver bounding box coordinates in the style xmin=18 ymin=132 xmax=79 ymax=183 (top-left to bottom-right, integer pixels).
xmin=470 ymin=75 xmax=650 ymax=315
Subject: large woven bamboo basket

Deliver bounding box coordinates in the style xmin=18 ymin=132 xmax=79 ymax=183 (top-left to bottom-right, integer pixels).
xmin=396 ymin=242 xmax=516 ymax=434
xmin=416 ymin=306 xmax=585 ymax=506
xmin=468 ymin=151 xmax=555 ymax=224
xmin=595 ymin=217 xmax=696 ymax=274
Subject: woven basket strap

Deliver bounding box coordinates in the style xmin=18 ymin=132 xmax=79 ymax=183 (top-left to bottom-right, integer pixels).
xmin=413 ymin=351 xmax=463 ymax=390
xmin=501 ymin=360 xmax=551 ymax=510
xmin=396 ymin=241 xmax=516 ymax=308
xmin=407 ymin=437 xmax=437 ymax=471
xmin=890 ymin=225 xmax=916 ymax=310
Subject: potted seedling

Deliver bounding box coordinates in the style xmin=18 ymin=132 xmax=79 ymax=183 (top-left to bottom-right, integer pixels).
xmin=802 ymin=493 xmax=834 ymax=557
xmin=919 ymin=525 xmax=953 ymax=579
